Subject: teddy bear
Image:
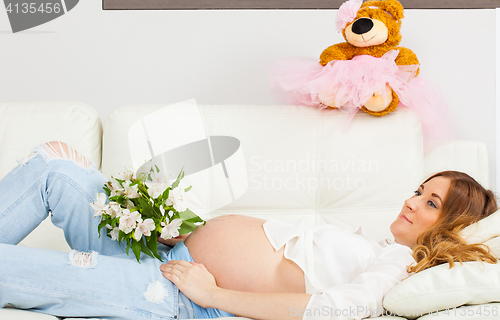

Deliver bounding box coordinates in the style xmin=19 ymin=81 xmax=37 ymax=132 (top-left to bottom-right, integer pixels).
xmin=270 ymin=0 xmax=422 ymax=118
xmin=269 ymin=0 xmax=454 ymax=144
xmin=318 ymin=0 xmax=419 ymax=116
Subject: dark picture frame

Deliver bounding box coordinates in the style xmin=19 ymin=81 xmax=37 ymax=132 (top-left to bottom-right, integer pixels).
xmin=103 ymin=0 xmax=499 ymax=10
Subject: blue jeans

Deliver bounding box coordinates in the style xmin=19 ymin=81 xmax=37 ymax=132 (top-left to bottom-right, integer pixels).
xmin=0 ymin=146 xmax=233 ymax=319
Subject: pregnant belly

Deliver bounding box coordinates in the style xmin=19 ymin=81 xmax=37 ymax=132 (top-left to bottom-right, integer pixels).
xmin=184 ymin=215 xmax=305 ymax=293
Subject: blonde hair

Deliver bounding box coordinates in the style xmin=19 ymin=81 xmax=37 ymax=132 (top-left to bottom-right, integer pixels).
xmin=408 ymin=171 xmax=498 ymax=274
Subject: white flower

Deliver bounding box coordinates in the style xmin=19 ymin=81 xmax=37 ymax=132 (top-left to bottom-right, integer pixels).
xmin=160 ymin=219 xmax=183 ymax=240
xmin=146 ymin=182 xmax=170 ymax=199
xmin=116 ymin=167 xmax=135 ymax=180
xmin=90 ymin=193 xmax=109 ymax=217
xmin=109 ymin=179 xmax=125 ymax=197
xmin=118 ymin=209 xmax=141 ymax=234
xmin=159 ymin=207 xmax=174 ymax=218
xmin=125 ymin=200 xmax=135 ymax=210
xmin=110 ymin=227 xmax=120 ymax=241
xmin=144 ymin=281 xmax=168 ymax=304
xmin=166 ymin=188 xmax=187 ymax=212
xmin=123 ymin=181 xmax=140 ymax=199
xmin=105 ymin=202 xmax=122 ymax=218
xmin=106 ymin=225 xmax=120 ymax=241
xmin=134 ymin=218 xmax=156 ymax=241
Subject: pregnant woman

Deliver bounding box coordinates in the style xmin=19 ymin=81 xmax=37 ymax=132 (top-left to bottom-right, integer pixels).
xmin=0 ymin=142 xmax=497 ymax=320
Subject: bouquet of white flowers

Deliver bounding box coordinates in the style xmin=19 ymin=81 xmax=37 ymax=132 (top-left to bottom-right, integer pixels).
xmin=90 ymin=166 xmax=205 ymax=263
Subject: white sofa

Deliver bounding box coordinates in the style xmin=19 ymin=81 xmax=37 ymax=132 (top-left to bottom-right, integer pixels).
xmin=0 ymin=101 xmax=497 ymax=320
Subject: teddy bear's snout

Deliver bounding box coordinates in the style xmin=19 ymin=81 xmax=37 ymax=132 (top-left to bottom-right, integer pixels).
xmin=351 ymin=18 xmax=374 ymax=35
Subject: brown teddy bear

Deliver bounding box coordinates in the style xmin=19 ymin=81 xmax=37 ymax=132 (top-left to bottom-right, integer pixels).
xmin=270 ymin=0 xmax=453 ymax=144
xmin=319 ymin=0 xmax=419 ymax=116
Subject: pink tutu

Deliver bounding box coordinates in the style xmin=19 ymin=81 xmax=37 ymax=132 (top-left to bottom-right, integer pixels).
xmin=269 ymin=50 xmax=455 ymax=145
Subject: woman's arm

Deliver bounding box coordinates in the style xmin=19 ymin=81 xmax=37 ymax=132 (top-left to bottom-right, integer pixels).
xmin=160 ymin=260 xmax=311 ymax=320
xmin=209 ymin=288 xmax=311 ymax=320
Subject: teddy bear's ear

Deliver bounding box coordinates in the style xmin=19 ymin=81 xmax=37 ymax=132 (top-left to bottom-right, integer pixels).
xmin=378 ymin=0 xmax=404 ymax=22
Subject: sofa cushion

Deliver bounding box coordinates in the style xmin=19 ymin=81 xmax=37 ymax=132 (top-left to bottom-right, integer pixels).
xmin=0 ymin=307 xmax=59 ymax=319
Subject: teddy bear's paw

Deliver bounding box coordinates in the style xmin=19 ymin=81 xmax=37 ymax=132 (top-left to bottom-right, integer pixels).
xmin=363 ymin=85 xmax=393 ymax=112
xmin=362 ymin=87 xmax=399 ymax=117
xmin=363 ymin=91 xmax=392 ymax=112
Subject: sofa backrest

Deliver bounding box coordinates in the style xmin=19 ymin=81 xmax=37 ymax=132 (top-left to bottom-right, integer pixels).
xmin=0 ymin=102 xmax=489 ymax=250
xmin=103 ymin=104 xmax=425 ymax=241
xmin=102 ymin=104 xmax=490 ymax=241
xmin=0 ymin=101 xmax=102 ymax=178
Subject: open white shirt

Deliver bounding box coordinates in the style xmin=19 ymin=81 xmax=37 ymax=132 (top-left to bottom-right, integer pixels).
xmin=263 ymin=218 xmax=415 ymax=320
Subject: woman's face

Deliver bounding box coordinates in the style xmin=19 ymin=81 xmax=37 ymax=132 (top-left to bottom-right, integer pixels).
xmin=390 ymin=176 xmax=451 ymax=248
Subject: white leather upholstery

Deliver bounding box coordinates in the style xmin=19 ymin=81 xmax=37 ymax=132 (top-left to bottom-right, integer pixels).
xmin=424 ymin=140 xmax=490 ymax=189
xmin=103 ymin=104 xmax=424 ymax=241
xmin=0 ymin=101 xmax=102 ymax=178
xmin=0 ymin=102 xmax=492 ymax=320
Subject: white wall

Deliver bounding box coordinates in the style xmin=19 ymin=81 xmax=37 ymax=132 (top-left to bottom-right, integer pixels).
xmin=0 ymin=2 xmax=497 ymax=190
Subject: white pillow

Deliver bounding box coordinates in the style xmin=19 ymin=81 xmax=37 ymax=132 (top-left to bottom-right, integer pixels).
xmin=460 ymin=209 xmax=500 ymax=258
xmin=383 ymin=261 xmax=500 ymax=319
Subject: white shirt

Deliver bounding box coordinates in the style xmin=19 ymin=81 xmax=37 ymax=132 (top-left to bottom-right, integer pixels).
xmin=263 ymin=218 xmax=415 ymax=320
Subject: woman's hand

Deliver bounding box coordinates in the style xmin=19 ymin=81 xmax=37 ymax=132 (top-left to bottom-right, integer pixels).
xmin=157 ymin=233 xmax=190 ymax=247
xmin=160 ymin=260 xmax=219 ymax=308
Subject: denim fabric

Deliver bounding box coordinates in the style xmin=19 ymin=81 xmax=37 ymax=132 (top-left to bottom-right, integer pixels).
xmin=0 ymin=148 xmax=232 ymax=319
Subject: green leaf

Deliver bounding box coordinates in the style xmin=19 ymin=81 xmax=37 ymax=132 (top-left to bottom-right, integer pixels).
xmin=162 ymin=188 xmax=170 ymax=200
xmin=138 ymin=197 xmax=154 ymax=218
xmin=118 ymin=230 xmax=127 ymax=244
xmin=184 ymin=185 xmax=192 ymax=192
xmin=139 ymin=238 xmax=154 ymax=259
xmin=177 ymin=208 xmax=205 ymax=234
xmin=147 ymin=232 xmax=163 ymax=261
xmin=170 ymin=169 xmax=184 ymax=189
xmin=178 ymin=220 xmax=200 ymax=234
xmin=171 ymin=180 xmax=180 ymax=189
xmin=179 ymin=208 xmax=202 ymax=221
xmin=97 ymin=220 xmax=107 ymax=238
xmin=131 ymin=240 xmax=142 ymax=263
xmin=112 ymin=195 xmax=128 ymax=206
xmin=103 ymin=184 xmax=111 ymax=196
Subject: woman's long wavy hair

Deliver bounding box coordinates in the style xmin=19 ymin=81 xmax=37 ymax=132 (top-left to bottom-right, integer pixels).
xmin=408 ymin=171 xmax=498 ymax=274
